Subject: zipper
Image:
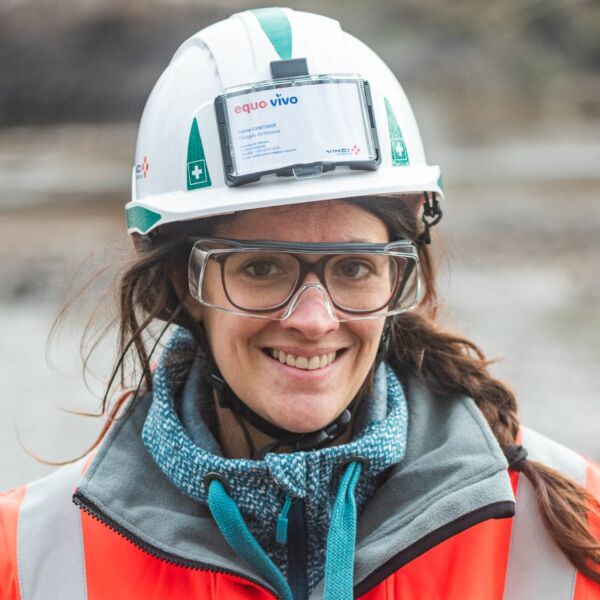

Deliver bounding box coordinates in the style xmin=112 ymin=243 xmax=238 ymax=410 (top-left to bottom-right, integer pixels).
xmin=286 ymin=498 xmax=308 ymax=600
xmin=72 ymin=490 xmax=282 ymax=599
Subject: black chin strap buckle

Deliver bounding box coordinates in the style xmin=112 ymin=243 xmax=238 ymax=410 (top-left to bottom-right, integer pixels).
xmin=294 ymin=409 xmax=352 ymax=451
xmin=417 ymin=192 xmax=443 ymax=245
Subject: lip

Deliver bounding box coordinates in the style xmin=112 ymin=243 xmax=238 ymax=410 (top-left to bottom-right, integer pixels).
xmin=262 ymin=345 xmax=346 ymax=358
xmin=260 ymin=346 xmax=348 ymax=380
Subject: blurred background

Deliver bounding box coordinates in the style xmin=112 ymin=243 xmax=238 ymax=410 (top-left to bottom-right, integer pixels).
xmin=1 ymin=0 xmax=599 ymax=490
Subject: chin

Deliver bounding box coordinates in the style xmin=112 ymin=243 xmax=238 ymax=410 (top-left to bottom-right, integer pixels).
xmin=270 ymin=403 xmax=343 ymax=434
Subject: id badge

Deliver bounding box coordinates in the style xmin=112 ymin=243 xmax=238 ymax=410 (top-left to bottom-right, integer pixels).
xmin=215 ymin=74 xmax=380 ymax=186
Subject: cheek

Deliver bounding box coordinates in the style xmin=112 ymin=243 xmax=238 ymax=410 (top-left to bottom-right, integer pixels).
xmin=203 ymin=312 xmax=261 ymax=367
xmin=203 ymin=311 xmax=226 ymax=353
xmin=349 ymin=321 xmax=386 ymax=355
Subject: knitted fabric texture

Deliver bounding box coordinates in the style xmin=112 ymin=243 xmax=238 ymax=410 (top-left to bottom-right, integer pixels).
xmin=142 ymin=326 xmax=408 ymax=593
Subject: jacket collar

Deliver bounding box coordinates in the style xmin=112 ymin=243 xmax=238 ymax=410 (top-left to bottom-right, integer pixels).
xmin=74 ymin=372 xmax=515 ymax=598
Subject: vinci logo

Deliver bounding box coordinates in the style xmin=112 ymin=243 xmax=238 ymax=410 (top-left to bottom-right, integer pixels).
xmin=326 ymin=145 xmax=361 ymax=156
xmin=234 ymin=93 xmax=299 ymax=114
xmin=135 ymin=156 xmax=150 ymax=179
xmin=326 ymin=147 xmax=350 ymax=155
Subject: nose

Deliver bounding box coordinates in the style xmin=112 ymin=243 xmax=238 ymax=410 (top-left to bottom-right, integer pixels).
xmin=279 ymin=284 xmax=340 ymax=339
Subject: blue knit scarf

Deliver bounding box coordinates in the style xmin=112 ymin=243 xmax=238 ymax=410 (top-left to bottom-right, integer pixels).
xmin=142 ymin=327 xmax=408 ymax=594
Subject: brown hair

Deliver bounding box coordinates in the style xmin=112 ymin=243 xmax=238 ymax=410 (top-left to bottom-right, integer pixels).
xmin=73 ymin=195 xmax=600 ymax=583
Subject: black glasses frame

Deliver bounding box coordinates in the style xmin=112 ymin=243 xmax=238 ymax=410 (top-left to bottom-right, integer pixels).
xmin=188 ymin=237 xmax=419 ymax=316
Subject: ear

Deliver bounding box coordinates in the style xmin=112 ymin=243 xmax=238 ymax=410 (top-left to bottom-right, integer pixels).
xmin=166 ymin=258 xmax=204 ymax=323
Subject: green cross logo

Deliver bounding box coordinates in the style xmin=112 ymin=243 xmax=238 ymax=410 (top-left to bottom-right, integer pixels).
xmin=187 ymin=159 xmax=208 ymax=187
xmin=385 ymin=98 xmax=410 ymax=167
xmin=186 ymin=119 xmax=211 ymax=190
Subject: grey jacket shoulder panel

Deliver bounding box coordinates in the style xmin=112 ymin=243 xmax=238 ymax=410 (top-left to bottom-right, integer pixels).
xmin=358 ymin=375 xmax=513 ymax=545
xmin=75 ymin=392 xmax=273 ymax=591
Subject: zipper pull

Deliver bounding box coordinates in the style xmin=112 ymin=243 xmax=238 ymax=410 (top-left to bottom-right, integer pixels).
xmin=276 ymin=495 xmax=293 ymax=544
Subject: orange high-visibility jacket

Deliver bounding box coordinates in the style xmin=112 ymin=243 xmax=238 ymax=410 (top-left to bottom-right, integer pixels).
xmin=1 ymin=376 xmax=599 ymax=600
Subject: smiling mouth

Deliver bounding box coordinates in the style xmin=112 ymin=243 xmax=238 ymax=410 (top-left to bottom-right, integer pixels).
xmin=264 ymin=348 xmax=343 ymax=371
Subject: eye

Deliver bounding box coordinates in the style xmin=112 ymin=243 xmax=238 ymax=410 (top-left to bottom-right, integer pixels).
xmin=242 ymin=259 xmax=282 ymax=278
xmin=335 ymin=259 xmax=373 ymax=279
xmin=225 ymin=252 xmax=297 ymax=285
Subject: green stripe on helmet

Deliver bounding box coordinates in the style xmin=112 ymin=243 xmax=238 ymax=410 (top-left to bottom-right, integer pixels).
xmin=385 ymin=98 xmax=410 ymax=167
xmin=126 ymin=206 xmax=161 ymax=233
xmin=187 ymin=118 xmax=212 ymax=190
xmin=252 ymin=7 xmax=292 ymax=60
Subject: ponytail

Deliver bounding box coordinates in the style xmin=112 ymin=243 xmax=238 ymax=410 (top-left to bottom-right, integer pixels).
xmin=388 ymin=311 xmax=600 ymax=584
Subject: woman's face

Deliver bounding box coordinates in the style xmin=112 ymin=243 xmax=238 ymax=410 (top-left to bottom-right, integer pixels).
xmin=190 ymin=200 xmax=388 ymax=433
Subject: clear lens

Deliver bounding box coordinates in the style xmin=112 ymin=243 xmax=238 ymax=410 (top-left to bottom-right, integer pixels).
xmin=325 ymin=254 xmax=398 ymax=312
xmin=189 ymin=239 xmax=420 ymax=320
xmin=222 ymin=252 xmax=300 ymax=309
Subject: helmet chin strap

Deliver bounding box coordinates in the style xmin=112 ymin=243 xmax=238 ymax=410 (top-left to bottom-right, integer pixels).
xmin=209 ymin=369 xmax=353 ymax=459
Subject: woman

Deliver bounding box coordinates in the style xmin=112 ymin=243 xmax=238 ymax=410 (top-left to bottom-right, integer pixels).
xmin=1 ymin=8 xmax=598 ymax=600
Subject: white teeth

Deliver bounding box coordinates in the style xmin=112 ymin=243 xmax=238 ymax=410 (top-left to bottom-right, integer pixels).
xmin=269 ymin=349 xmax=338 ymax=370
xmin=295 ymin=356 xmax=309 ymax=369
xmin=307 ymin=356 xmax=320 ymax=370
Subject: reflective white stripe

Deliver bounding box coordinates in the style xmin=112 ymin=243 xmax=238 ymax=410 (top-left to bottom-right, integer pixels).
xmin=504 ymin=427 xmax=586 ymax=600
xmin=17 ymin=460 xmax=87 ymax=600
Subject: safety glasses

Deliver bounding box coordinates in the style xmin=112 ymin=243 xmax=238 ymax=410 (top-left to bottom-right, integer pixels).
xmin=187 ymin=238 xmax=421 ymax=322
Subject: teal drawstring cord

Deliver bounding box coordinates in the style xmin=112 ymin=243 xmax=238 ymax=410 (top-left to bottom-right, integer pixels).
xmin=276 ymin=495 xmax=293 ymax=545
xmin=207 ymin=478 xmax=293 ymax=600
xmin=323 ymin=461 xmax=363 ymax=600
xmin=208 ymin=462 xmax=362 ymax=600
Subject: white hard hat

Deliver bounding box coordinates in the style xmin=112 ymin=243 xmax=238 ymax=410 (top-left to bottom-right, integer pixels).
xmin=127 ymin=7 xmax=443 ymax=235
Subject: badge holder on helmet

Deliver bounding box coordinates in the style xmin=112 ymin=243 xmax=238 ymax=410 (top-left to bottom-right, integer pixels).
xmin=215 ymin=69 xmax=381 ymax=187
